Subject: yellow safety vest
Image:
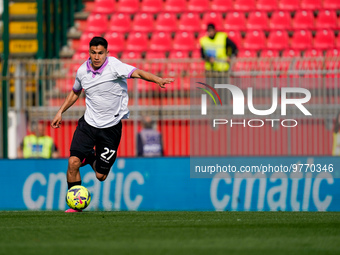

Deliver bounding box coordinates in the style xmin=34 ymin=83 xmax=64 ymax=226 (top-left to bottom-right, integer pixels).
xmin=332 ymin=132 xmax=340 ymax=156
xmin=23 ymin=134 xmax=54 ymax=159
xmin=199 ymin=32 xmax=229 ymax=72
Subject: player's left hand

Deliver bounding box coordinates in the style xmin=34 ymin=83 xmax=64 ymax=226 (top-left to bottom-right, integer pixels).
xmin=158 ymin=78 xmax=175 ymax=88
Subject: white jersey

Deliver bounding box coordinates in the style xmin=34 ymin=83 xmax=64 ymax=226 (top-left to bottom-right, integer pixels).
xmin=73 ymin=57 xmax=137 ymax=128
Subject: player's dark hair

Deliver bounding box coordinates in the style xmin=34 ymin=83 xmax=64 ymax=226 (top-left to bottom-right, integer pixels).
xmin=89 ymin=37 xmax=108 ymax=49
xmin=207 ymin=23 xmax=216 ymax=30
xmin=334 ymin=111 xmax=340 ymax=133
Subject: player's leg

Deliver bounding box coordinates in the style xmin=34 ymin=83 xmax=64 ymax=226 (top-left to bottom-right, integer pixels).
xmin=93 ymin=121 xmax=122 ymax=181
xmin=68 ymin=116 xmax=96 ymax=189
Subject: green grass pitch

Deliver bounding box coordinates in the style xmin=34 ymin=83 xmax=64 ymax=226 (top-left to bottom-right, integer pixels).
xmin=0 ymin=211 xmax=339 ymax=255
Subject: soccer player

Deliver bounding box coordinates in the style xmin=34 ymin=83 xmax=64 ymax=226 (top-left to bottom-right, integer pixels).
xmin=51 ymin=37 xmax=174 ymax=212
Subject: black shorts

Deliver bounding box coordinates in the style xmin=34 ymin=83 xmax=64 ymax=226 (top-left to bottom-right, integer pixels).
xmin=70 ymin=116 xmax=122 ymax=174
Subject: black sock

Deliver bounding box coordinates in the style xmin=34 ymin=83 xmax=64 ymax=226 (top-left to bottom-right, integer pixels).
xmin=68 ymin=181 xmax=82 ymax=190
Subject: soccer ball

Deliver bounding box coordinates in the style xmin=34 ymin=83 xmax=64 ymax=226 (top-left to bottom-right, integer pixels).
xmin=66 ymin=185 xmax=91 ymax=210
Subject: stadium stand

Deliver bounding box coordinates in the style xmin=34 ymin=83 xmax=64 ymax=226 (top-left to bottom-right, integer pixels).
xmin=224 ymin=12 xmax=247 ymax=31
xmin=108 ymin=13 xmax=132 ymax=32
xmin=85 ymin=14 xmax=109 ymax=33
xmin=269 ymin=11 xmax=292 ymax=30
xmin=266 ymin=30 xmax=289 ymax=50
xmin=187 ymin=0 xmax=210 ymax=13
xmin=132 ymin=13 xmax=155 ymax=32
xmin=246 ymin=11 xmax=269 ymax=30
xmin=155 ymin=13 xmax=178 ymax=32
xmin=149 ymin=32 xmax=172 ymax=51
xmin=233 ymin=0 xmax=256 ymax=11
xmin=292 ymin=11 xmax=315 ymax=30
xmin=30 ymin=0 xmax=340 ymax=157
xmin=92 ymin=0 xmax=115 ymax=14
xmin=201 ymin=12 xmax=224 ymax=31
xmin=116 ymin=0 xmax=140 ymax=13
xmin=210 ymin=0 xmax=233 ymax=12
xmin=315 ymin=10 xmax=337 ymax=29
xmin=178 ymin=12 xmax=201 ymax=32
xmin=256 ymin=0 xmax=278 ymax=11
xmin=278 ymin=0 xmax=300 ymax=11
xmin=140 ymin=0 xmax=164 ymax=13
xmin=164 ymin=0 xmax=187 ymax=13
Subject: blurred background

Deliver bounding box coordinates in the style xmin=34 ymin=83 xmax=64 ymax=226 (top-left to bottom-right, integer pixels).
xmin=0 ymin=0 xmax=340 ymax=159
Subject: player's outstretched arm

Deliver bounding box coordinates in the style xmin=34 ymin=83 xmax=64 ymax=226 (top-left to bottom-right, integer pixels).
xmin=130 ymin=69 xmax=175 ymax=88
xmin=51 ymin=90 xmax=81 ymax=129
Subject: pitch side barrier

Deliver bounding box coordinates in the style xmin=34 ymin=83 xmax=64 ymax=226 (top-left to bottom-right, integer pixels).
xmin=0 ymin=157 xmax=339 ymax=211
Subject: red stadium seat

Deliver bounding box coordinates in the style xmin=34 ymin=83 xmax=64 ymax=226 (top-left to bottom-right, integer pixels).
xmin=164 ymin=0 xmax=187 ymax=13
xmin=260 ymin=49 xmax=279 ymax=57
xmin=233 ymin=50 xmax=257 ymax=72
xmin=269 ymin=11 xmax=291 ymax=30
xmin=300 ymin=0 xmax=322 ymax=10
xmin=140 ymin=0 xmax=163 ymax=13
xmin=292 ymin=11 xmax=314 ymax=30
xmin=116 ymin=0 xmax=139 ymax=13
xmin=121 ymin=51 xmax=142 ymax=59
xmin=178 ymin=13 xmax=201 ymax=32
xmin=242 ymin=30 xmax=266 ymax=50
xmin=278 ymin=0 xmax=300 ymax=11
xmin=125 ymin=32 xmax=149 ymax=51
xmin=85 ymin=14 xmax=109 ymax=34
xmin=132 ymin=13 xmax=155 ymax=32
xmin=149 ymin=32 xmax=172 ymax=51
xmin=169 ymin=50 xmax=190 ymax=58
xmin=315 ymin=10 xmax=337 ymax=29
xmin=298 ymin=49 xmax=323 ymax=72
xmin=325 ymin=49 xmax=340 ymax=57
xmin=226 ymin=31 xmax=242 ymax=49
xmin=303 ymin=49 xmax=323 ymax=57
xmin=105 ymin=32 xmax=125 ymax=53
xmin=93 ymin=0 xmax=115 ymax=14
xmin=173 ymin=31 xmax=196 ymax=51
xmin=233 ymin=0 xmax=256 ymax=11
xmin=256 ymin=0 xmax=278 ymax=11
xmin=336 ymin=36 xmax=340 ymax=48
xmin=72 ymin=51 xmax=88 ymax=60
xmin=257 ymin=50 xmax=280 ymax=72
xmin=290 ymin=30 xmax=313 ymax=50
xmin=145 ymin=51 xmax=166 ymax=58
xmin=266 ymin=30 xmax=289 ymax=50
xmin=79 ymin=32 xmax=102 ymax=52
xmin=322 ymin=0 xmax=340 ymax=9
xmin=224 ymin=12 xmax=247 ymax=31
xmin=313 ymin=30 xmax=335 ymax=49
xmin=155 ymin=13 xmax=178 ymax=32
xmin=246 ymin=12 xmax=269 ymax=30
xmin=201 ymin=12 xmax=224 ymax=31
xmin=187 ymin=0 xmax=210 ymax=12
xmin=282 ymin=49 xmax=300 ymax=57
xmin=109 ymin=13 xmax=132 ymax=32
xmin=280 ymin=49 xmax=299 ymax=71
xmin=237 ymin=50 xmax=257 ymax=57
xmin=211 ymin=0 xmax=233 ymax=12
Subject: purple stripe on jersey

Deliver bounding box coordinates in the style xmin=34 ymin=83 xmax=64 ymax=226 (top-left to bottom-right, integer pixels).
xmin=128 ymin=68 xmax=138 ymax=78
xmin=86 ymin=57 xmax=109 ymax=77
xmin=73 ymin=87 xmax=82 ymax=93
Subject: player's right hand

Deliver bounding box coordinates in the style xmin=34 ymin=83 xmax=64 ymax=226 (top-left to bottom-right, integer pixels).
xmin=51 ymin=113 xmax=62 ymax=129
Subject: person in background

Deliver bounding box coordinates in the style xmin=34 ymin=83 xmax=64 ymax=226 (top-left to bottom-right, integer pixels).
xmin=18 ymin=121 xmax=59 ymax=159
xmin=199 ymin=23 xmax=238 ymax=73
xmin=137 ymin=116 xmax=164 ymax=157
xmin=332 ymin=111 xmax=340 ymax=156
